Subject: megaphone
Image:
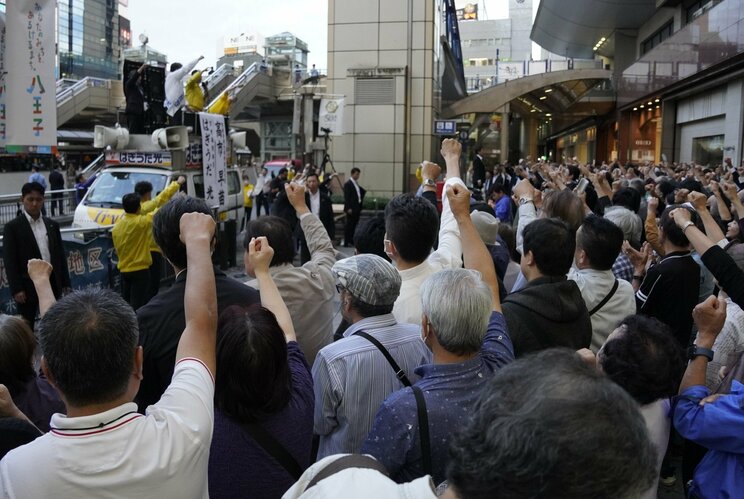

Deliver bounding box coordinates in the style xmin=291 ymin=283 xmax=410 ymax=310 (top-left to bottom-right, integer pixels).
xmin=230 ymin=131 xmax=247 ymax=149
xmin=94 ymin=125 xmax=130 ymax=149
xmin=151 ymin=126 xmax=189 ymax=150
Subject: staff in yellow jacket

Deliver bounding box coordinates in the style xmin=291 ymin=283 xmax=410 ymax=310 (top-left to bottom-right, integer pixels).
xmin=113 ymin=176 xmax=185 ymax=309
xmin=185 ymin=70 xmax=205 ymax=112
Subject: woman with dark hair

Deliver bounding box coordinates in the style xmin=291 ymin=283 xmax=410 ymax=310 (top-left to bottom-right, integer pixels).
xmin=594 ymin=315 xmax=685 ymax=499
xmin=0 ymin=314 xmax=64 ymax=433
xmin=208 ymin=236 xmax=314 ymax=499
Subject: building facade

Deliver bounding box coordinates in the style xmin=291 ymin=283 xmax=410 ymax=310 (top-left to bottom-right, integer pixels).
xmin=58 ymin=0 xmax=122 ymax=80
xmin=327 ymin=0 xmax=445 ymax=196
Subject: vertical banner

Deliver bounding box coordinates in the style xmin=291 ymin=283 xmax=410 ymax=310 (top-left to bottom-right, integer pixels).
xmin=319 ymin=97 xmax=345 ymax=136
xmin=6 ymin=0 xmax=57 ymax=150
xmin=0 ymin=13 xmax=6 ymax=147
xmin=199 ymin=112 xmax=228 ymax=210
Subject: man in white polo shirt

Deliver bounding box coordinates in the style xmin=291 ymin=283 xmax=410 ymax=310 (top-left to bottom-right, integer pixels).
xmin=0 ymin=208 xmax=218 ymax=499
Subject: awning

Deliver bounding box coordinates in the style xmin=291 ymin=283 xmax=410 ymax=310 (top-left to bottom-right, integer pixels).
xmin=530 ymin=0 xmax=657 ymax=59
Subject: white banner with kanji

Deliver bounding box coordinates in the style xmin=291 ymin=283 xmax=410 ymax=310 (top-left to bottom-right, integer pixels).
xmin=199 ymin=113 xmax=227 ymax=210
xmin=0 ymin=13 xmax=6 ymax=147
xmin=5 ymin=0 xmax=57 ymax=150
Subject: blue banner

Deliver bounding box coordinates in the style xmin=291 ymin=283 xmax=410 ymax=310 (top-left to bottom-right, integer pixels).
xmin=0 ymin=235 xmax=120 ymax=315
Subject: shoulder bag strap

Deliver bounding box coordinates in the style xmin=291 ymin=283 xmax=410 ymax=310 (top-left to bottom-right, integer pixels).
xmin=353 ymin=331 xmax=412 ymax=387
xmin=305 ymin=454 xmax=389 ymax=490
xmin=588 ymin=279 xmax=619 ymax=316
xmin=241 ymin=421 xmax=303 ymax=480
xmin=412 ymin=385 xmax=432 ymax=477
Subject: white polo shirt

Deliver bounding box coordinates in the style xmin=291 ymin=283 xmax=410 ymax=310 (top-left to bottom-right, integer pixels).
xmin=0 ymin=358 xmax=214 ymax=499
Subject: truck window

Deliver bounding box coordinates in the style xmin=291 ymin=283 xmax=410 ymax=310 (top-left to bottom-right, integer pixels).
xmin=85 ymin=171 xmax=168 ymax=208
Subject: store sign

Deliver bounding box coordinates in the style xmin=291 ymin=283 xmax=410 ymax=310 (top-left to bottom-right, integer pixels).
xmin=200 ymin=112 xmax=228 ymax=210
xmin=635 ymin=139 xmax=653 ymax=147
xmin=0 ymin=13 xmax=6 ymax=148
xmin=434 ymin=120 xmax=457 ymax=136
xmin=456 ymin=3 xmax=478 ymax=21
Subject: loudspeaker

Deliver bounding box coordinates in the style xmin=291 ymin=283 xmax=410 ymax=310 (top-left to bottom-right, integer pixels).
xmin=152 ymin=126 xmax=189 ymax=149
xmin=94 ymin=125 xmax=130 ymax=149
xmin=230 ymin=131 xmax=247 ymax=149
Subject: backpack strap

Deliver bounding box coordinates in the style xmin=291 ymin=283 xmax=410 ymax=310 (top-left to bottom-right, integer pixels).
xmin=240 ymin=421 xmax=303 ymax=480
xmin=588 ymin=279 xmax=619 ymax=316
xmin=305 ymin=454 xmax=389 ymax=490
xmin=353 ymin=330 xmax=412 ymax=387
xmin=412 ymin=385 xmax=432 ymax=477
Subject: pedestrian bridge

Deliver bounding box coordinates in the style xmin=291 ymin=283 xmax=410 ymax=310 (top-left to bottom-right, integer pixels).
xmin=56 ymin=63 xmax=284 ymax=128
xmin=443 ymin=68 xmax=613 ymax=118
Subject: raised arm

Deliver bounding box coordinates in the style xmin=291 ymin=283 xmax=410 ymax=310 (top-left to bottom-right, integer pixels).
xmin=679 ymin=296 xmax=726 ymax=393
xmin=441 ymin=138 xmax=461 ymax=180
xmin=28 ymin=259 xmax=56 ymax=317
xmin=175 ymin=212 xmax=217 ymax=374
xmin=688 ymin=191 xmax=726 ymax=244
xmin=248 ymin=236 xmax=297 ymax=343
xmin=447 ymin=185 xmax=501 ymax=312
xmin=709 ymin=181 xmax=732 ymax=222
xmin=722 ymin=182 xmax=744 ymax=220
xmin=286 ymin=182 xmax=335 ymax=270
xmin=140 ymin=176 xmax=185 ymax=214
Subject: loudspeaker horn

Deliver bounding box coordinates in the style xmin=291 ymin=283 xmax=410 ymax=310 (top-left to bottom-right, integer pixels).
xmin=229 ymin=131 xmax=247 ymax=149
xmin=151 ymin=126 xmax=189 ymax=150
xmin=94 ymin=125 xmax=130 ymax=149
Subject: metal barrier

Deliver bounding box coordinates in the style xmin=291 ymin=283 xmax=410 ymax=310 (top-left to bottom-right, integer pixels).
xmin=0 ymin=189 xmax=78 ymax=230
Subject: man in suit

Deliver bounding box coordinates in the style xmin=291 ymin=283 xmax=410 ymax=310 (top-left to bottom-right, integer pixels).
xmin=3 ymin=182 xmax=70 ymax=325
xmin=125 ymin=64 xmax=147 ymax=134
xmin=472 ymin=146 xmax=486 ymax=190
xmin=343 ymin=167 xmax=366 ymax=247
xmin=48 ymin=165 xmax=66 ymax=216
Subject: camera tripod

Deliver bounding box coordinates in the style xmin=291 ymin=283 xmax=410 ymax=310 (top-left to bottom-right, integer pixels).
xmin=320 ymin=129 xmax=344 ymax=191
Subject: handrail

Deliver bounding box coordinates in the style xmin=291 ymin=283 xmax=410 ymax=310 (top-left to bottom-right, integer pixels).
xmin=205 ymin=62 xmax=260 ymax=109
xmin=57 ymin=77 xmax=110 ymax=106
xmin=82 ymin=153 xmax=106 ymax=176
xmin=0 ymin=224 xmax=113 ymax=243
xmin=204 ymin=64 xmax=234 ymax=90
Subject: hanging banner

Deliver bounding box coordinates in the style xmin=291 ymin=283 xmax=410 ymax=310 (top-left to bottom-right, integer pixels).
xmin=319 ymin=97 xmax=345 ymax=136
xmin=5 ymin=0 xmax=57 ymax=150
xmin=0 ymin=13 xmax=6 ymax=148
xmin=199 ymin=112 xmax=227 ymax=210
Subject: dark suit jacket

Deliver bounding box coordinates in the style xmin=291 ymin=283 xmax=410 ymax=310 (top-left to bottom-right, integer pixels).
xmin=124 ymin=70 xmax=145 ymax=114
xmin=343 ymin=179 xmax=366 ymax=214
xmin=269 ymin=189 xmax=335 ymax=239
xmin=473 ymin=155 xmax=486 ymax=186
xmin=134 ymin=267 xmax=260 ymax=412
xmin=49 ymin=170 xmax=65 ymax=190
xmin=2 ymin=214 xmax=70 ymax=303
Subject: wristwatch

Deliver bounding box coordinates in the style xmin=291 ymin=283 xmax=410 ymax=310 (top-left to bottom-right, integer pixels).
xmin=688 ymin=345 xmax=714 ymax=362
xmin=681 ymin=221 xmax=695 ymax=232
xmin=519 ymin=197 xmax=534 ymax=206
xmin=424 ymin=178 xmax=436 ymax=187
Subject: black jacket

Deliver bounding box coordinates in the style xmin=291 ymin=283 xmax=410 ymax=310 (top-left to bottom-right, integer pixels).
xmin=2 ymin=214 xmax=70 ymax=302
xmin=343 ymin=179 xmax=365 ymax=214
xmin=124 ymin=70 xmax=145 ymax=114
xmin=49 ymin=170 xmax=65 ymax=190
xmin=502 ymin=276 xmax=591 ymax=357
xmin=135 ymin=267 xmax=260 ymax=412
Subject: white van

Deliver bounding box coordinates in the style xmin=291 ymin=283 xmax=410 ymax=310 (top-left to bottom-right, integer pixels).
xmin=72 ymin=150 xmax=243 ymax=231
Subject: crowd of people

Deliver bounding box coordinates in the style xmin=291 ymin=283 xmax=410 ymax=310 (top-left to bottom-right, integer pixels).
xmin=2 ymin=141 xmax=744 ymax=498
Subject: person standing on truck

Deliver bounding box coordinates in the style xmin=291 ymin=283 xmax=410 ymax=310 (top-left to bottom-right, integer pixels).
xmin=113 ymin=176 xmax=185 ymax=310
xmin=133 ymin=177 xmax=186 ymax=303
xmin=125 ymin=63 xmax=147 ymax=133
xmin=185 ymin=70 xmax=205 ymax=112
xmin=164 ymin=56 xmax=204 ymax=118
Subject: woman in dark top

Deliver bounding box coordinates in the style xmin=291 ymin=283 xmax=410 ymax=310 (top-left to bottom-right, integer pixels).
xmin=208 ymin=236 xmax=314 ymax=499
xmin=0 ymin=314 xmax=64 ymax=432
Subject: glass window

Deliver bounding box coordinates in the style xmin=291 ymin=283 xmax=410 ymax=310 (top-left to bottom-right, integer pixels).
xmin=641 ymin=19 xmax=674 ymax=55
xmin=692 ymin=135 xmax=724 ymax=166
xmin=84 ymin=171 xmax=169 ymax=207
xmin=227 ymin=171 xmax=240 ymax=195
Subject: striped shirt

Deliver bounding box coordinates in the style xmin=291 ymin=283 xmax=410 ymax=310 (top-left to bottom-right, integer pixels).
xmin=311 ymin=314 xmax=431 ymax=459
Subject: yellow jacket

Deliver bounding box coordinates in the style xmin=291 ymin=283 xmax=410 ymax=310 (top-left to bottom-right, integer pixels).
xmin=185 ymin=71 xmax=204 ymax=112
xmin=113 ymin=211 xmax=156 ymax=273
xmin=207 ymin=92 xmax=230 ymax=116
xmin=243 ymin=183 xmax=254 ymax=207
xmin=141 ymin=180 xmax=182 ymax=253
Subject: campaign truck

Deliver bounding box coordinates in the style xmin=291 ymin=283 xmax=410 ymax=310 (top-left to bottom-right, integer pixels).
xmin=73 ymin=124 xmax=245 ymax=232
